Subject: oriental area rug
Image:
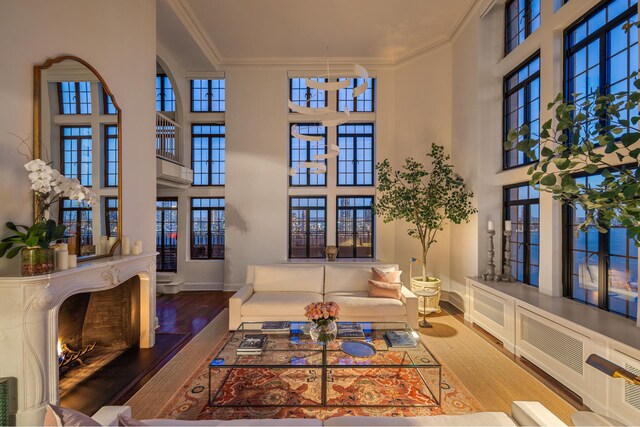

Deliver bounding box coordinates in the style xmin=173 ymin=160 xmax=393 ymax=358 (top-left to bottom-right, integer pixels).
xmin=151 ymin=333 xmax=483 ymax=421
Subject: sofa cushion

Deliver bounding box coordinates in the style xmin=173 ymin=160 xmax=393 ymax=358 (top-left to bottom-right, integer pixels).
xmin=253 ymin=265 xmax=324 ymax=293
xmin=325 ymin=292 xmax=406 ymax=317
xmin=372 ymin=268 xmax=402 ymax=283
xmin=368 ymin=280 xmax=402 ymax=299
xmin=242 ymin=292 xmax=323 ymax=316
xmin=324 ymin=413 xmax=516 ymax=426
xmin=324 ymin=265 xmax=399 ymax=294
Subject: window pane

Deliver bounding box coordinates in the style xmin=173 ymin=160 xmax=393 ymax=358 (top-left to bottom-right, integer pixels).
xmin=338 ymin=124 xmax=374 ymax=186
xmin=290 ymin=78 xmax=327 ymax=110
xmin=338 ymin=78 xmax=375 ymax=112
xmin=289 ymin=197 xmax=326 ymax=259
xmin=105 ymin=125 xmax=118 ymax=187
xmin=156 ymin=75 xmax=175 ymax=112
xmin=61 ymin=126 xmax=92 ymax=187
xmin=191 ymin=79 xmax=225 ymax=112
xmin=191 ymin=197 xmax=225 ymax=260
xmin=290 ymin=124 xmax=327 ymax=186
xmin=192 ymin=124 xmax=225 ymax=186
xmin=504 ymin=184 xmax=539 ymax=286
xmin=157 ymin=199 xmax=178 ymax=271
xmin=504 ymin=55 xmax=540 ymax=168
xmin=337 ymin=197 xmax=374 ymax=259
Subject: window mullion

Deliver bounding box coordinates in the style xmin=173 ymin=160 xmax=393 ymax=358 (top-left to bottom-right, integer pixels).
xmin=208 ymin=136 xmax=213 ymax=186
xmin=524 ymin=203 xmax=531 ymax=284
xmin=352 ymin=137 xmax=358 ymax=185
xmin=598 ymin=220 xmax=609 ymax=310
xmin=354 ymin=207 xmax=359 ymax=258
xmin=306 ymin=207 xmax=311 ymax=258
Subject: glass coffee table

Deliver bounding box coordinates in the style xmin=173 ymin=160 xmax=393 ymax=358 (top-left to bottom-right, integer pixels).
xmin=208 ymin=321 xmax=441 ymax=408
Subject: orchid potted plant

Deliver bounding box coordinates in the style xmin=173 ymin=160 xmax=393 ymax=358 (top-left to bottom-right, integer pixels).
xmin=0 ymin=158 xmax=98 ymax=275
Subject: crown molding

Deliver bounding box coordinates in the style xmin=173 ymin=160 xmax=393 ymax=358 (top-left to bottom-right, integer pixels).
xmin=167 ymin=0 xmax=223 ymax=69
xmin=169 ymin=0 xmax=482 ymax=70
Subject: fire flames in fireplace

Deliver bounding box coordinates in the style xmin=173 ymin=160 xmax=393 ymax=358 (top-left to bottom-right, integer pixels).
xmin=58 ymin=338 xmax=97 ymax=376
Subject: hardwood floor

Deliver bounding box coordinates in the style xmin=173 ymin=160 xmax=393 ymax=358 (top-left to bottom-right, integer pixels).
xmin=156 ymin=291 xmax=235 ymax=336
xmin=111 ymin=291 xmax=234 ymax=406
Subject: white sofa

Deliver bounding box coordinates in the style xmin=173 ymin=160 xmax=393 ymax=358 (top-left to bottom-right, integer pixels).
xmin=229 ymin=264 xmax=419 ymax=330
xmin=91 ymin=401 xmax=568 ymax=426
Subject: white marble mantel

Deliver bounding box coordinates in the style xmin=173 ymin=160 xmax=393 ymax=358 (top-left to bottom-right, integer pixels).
xmin=0 ymin=253 xmax=157 ymax=426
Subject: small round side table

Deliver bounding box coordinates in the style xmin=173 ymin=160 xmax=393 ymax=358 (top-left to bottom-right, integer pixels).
xmin=413 ymin=289 xmax=439 ymax=328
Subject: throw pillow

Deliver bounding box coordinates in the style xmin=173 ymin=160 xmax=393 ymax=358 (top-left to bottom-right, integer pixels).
xmin=43 ymin=404 xmax=100 ymax=427
xmin=368 ymin=279 xmax=402 ymax=299
xmin=117 ymin=414 xmax=149 ymax=426
xmin=372 ymin=267 xmax=402 ymax=283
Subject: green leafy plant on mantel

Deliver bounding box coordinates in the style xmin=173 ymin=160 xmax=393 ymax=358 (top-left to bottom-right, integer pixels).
xmin=0 ymin=220 xmax=66 ymax=258
xmin=373 ymin=143 xmax=477 ymax=280
xmin=505 ymin=74 xmax=640 ymax=245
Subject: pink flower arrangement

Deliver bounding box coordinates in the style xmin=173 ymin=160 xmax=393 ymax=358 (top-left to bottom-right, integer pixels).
xmin=304 ymin=301 xmax=339 ymax=325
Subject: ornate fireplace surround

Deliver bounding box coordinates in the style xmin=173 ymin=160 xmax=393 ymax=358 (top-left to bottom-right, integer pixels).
xmin=0 ymin=253 xmax=156 ymax=426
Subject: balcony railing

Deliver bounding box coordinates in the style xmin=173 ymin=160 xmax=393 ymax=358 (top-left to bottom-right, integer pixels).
xmin=156 ymin=112 xmax=182 ymax=164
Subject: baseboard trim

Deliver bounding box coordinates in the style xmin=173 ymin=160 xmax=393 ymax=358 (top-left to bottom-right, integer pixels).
xmin=441 ymin=290 xmax=465 ymax=313
xmin=181 ymin=282 xmax=224 ymax=291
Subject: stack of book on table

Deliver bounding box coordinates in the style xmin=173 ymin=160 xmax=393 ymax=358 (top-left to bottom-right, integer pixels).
xmin=383 ymin=330 xmax=418 ymax=348
xmin=261 ymin=321 xmax=291 ymax=333
xmin=337 ymin=322 xmax=365 ymax=339
xmin=237 ymin=334 xmax=268 ymax=355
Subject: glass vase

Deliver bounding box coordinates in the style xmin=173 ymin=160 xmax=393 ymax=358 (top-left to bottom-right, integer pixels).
xmin=21 ymin=247 xmax=55 ymax=276
xmin=309 ymin=319 xmax=337 ymax=344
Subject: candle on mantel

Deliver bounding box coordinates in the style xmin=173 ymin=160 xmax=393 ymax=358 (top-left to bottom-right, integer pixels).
xmin=68 ymin=254 xmax=77 ymax=268
xmin=134 ymin=240 xmax=142 ymax=252
xmin=488 ymin=220 xmax=495 ymax=231
xmin=121 ymin=235 xmax=131 ymax=256
xmin=505 ymin=220 xmax=512 ymax=231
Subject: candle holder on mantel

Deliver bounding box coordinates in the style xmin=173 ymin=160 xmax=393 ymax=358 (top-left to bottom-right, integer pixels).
xmin=499 ymin=229 xmax=516 ymax=282
xmin=482 ymin=229 xmax=497 ymax=281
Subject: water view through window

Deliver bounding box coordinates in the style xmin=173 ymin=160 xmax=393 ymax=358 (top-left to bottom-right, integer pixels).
xmin=566 ymin=174 xmax=638 ymax=319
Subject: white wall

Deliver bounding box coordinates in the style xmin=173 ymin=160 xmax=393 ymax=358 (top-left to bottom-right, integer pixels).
xmin=394 ymin=46 xmax=454 ymax=290
xmin=0 ymin=0 xmax=157 ymax=275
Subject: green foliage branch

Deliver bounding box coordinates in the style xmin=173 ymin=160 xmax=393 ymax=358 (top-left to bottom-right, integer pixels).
xmin=505 ymin=74 xmax=640 ymax=245
xmin=373 ymin=143 xmax=477 ymax=279
xmin=0 ymin=220 xmax=66 ymax=259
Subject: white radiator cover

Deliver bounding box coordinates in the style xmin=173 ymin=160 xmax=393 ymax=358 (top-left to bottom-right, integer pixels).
xmin=520 ymin=312 xmax=584 ymax=375
xmin=466 ymin=278 xmax=640 ymax=426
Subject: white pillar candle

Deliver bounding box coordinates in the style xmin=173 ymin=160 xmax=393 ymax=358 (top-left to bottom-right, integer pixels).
xmin=505 ymin=220 xmax=512 ymax=231
xmin=132 ymin=244 xmax=142 ymax=255
xmin=56 ymin=248 xmax=68 ymax=271
xmin=108 ymin=236 xmax=117 ymax=251
xmin=121 ymin=235 xmax=131 ymax=256
xmin=134 ymin=240 xmax=142 ymax=252
xmin=100 ymin=235 xmax=109 ymax=255
xmin=488 ymin=220 xmax=494 ymax=231
xmin=68 ymin=254 xmax=77 ymax=268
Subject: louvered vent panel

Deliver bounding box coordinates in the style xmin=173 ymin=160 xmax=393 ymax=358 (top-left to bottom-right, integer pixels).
xmin=474 ymin=291 xmax=504 ymax=326
xmin=624 ymin=362 xmax=640 ymax=411
xmin=521 ymin=314 xmax=583 ymax=375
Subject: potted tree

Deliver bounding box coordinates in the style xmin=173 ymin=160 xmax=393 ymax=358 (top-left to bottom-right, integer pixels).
xmin=373 ymin=143 xmax=477 ymax=308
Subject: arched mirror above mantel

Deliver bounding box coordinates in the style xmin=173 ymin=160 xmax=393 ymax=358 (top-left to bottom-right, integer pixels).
xmin=34 ymin=56 xmax=122 ymax=260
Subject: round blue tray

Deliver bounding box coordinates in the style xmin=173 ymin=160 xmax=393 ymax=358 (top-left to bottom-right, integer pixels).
xmin=340 ymin=340 xmax=376 ymax=358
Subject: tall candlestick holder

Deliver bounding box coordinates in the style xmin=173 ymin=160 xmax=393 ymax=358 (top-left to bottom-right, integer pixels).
xmin=482 ymin=229 xmax=497 ymax=281
xmin=500 ymin=229 xmax=516 ymax=282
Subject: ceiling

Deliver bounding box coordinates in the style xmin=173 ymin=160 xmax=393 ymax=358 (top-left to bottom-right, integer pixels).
xmin=157 ymin=0 xmax=478 ymax=69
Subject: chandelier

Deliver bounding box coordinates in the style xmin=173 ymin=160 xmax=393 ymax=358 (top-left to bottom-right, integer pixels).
xmin=288 ymin=64 xmax=369 ymax=176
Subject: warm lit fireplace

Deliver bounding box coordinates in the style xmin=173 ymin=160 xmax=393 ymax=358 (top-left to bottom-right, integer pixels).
xmin=57 ymin=277 xmax=141 ymax=397
xmin=0 ymin=253 xmax=157 ymax=426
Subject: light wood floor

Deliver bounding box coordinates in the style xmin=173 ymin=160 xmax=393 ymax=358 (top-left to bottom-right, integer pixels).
xmin=420 ymin=307 xmax=577 ymax=425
